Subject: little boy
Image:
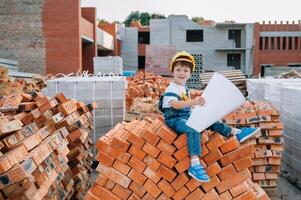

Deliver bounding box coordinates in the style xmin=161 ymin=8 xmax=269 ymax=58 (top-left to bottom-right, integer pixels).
xmin=159 ymin=51 xmax=260 ymax=182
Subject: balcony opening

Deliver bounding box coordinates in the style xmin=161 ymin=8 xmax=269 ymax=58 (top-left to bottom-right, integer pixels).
xmin=138 ymin=56 xmax=145 ymax=69
xmin=283 ymin=37 xmax=286 ymax=50
xmin=271 ymin=37 xmax=275 ymax=50
xmin=295 ymin=37 xmax=299 ymax=50
xmin=228 ymin=29 xmax=241 ymax=48
xmin=227 ymin=53 xmax=241 ymax=70
xmin=138 ymin=32 xmax=150 ymax=44
xmin=265 ymin=37 xmax=269 ymax=50
xmin=186 ymin=30 xmax=203 ymax=42
xmin=289 ymin=37 xmax=293 ymax=50
xmin=260 ymin=37 xmax=263 ymax=50
xmin=277 ymin=37 xmax=281 ymax=50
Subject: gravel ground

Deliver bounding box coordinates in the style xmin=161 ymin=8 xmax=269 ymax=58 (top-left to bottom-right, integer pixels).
xmin=269 ymin=176 xmax=301 ymax=200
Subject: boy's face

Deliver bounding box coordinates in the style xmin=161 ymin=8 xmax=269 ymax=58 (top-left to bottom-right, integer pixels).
xmin=173 ymin=63 xmax=191 ymax=86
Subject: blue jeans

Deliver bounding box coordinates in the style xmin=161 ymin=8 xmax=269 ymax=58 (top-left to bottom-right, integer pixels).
xmin=166 ymin=117 xmax=232 ymax=156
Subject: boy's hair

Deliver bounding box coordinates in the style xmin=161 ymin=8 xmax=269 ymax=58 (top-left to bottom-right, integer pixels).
xmin=171 ymin=60 xmax=194 ymax=73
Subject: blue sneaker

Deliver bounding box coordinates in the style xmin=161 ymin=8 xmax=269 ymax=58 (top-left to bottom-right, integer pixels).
xmin=236 ymin=127 xmax=261 ymax=143
xmin=188 ymin=164 xmax=211 ymax=182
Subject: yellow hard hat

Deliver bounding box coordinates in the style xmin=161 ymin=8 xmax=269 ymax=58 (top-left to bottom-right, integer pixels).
xmin=169 ymin=51 xmax=196 ymax=72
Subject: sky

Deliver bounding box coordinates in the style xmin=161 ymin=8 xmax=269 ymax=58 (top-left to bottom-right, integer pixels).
xmin=81 ymin=0 xmax=301 ymax=23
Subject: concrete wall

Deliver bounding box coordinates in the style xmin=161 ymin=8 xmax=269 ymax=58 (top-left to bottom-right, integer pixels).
xmin=120 ymin=27 xmax=138 ymax=71
xmin=0 ymin=0 xmax=46 ymax=74
xmin=149 ymin=15 xmax=254 ymax=75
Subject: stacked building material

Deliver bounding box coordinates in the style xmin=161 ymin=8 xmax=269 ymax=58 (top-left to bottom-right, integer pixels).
xmin=0 ymin=92 xmax=94 ymax=199
xmin=200 ymin=70 xmax=247 ymax=96
xmin=43 ymin=76 xmax=126 ymax=150
xmin=85 ymin=117 xmax=270 ymax=200
xmin=222 ymin=101 xmax=284 ymax=189
xmin=126 ymin=71 xmax=170 ymax=111
xmin=93 ymin=56 xmax=123 ymax=75
xmin=247 ymin=79 xmax=301 ymax=187
xmin=0 ymin=66 xmax=47 ymax=96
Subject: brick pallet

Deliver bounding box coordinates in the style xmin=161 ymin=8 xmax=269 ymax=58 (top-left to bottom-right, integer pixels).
xmin=0 ymin=92 xmax=94 ymax=199
xmin=222 ymin=101 xmax=283 ymax=189
xmin=85 ymin=117 xmax=270 ymax=200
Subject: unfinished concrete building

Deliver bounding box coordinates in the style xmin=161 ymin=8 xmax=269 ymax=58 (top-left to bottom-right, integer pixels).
xmin=120 ymin=15 xmax=254 ymax=76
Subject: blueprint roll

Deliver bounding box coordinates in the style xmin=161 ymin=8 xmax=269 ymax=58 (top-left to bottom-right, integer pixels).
xmin=187 ymin=73 xmax=245 ymax=132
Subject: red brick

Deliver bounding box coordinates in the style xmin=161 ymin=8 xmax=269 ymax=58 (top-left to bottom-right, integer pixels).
xmin=143 ymin=179 xmax=162 ymax=198
xmin=217 ymin=164 xmax=237 ymax=181
xmin=233 ymin=157 xmax=253 ymax=171
xmin=142 ymin=193 xmax=156 ymax=200
xmin=128 ymin=156 xmax=147 ymax=173
xmin=157 ymin=165 xmax=177 ymax=182
xmin=104 ymin=179 xmax=116 ymax=190
xmin=143 ymin=155 xmax=160 ymax=171
xmin=112 ymin=184 xmax=132 ymax=200
xmin=142 ymin=125 xmax=160 ymax=146
xmin=220 ymin=191 xmax=232 ymax=200
xmin=201 ymin=175 xmax=220 ymax=192
xmin=200 ymin=189 xmax=219 ymax=200
xmin=143 ymin=167 xmax=161 ymax=183
xmin=96 ymin=164 xmax=131 ymax=188
xmin=95 ymin=174 xmax=108 ymax=186
xmin=201 ymin=131 xmax=209 ymax=144
xmin=206 ymin=133 xmax=225 ymax=151
xmin=206 ymin=162 xmax=222 ymax=177
xmin=219 ymin=137 xmax=240 ymax=154
xmin=171 ymin=173 xmax=190 ymax=191
xmin=96 ymin=151 xmax=115 ymax=167
xmin=216 ymin=169 xmax=251 ymax=193
xmin=201 ymin=144 xmax=209 ymax=157
xmin=128 ymin=145 xmax=146 ymax=160
xmin=185 ymin=177 xmax=203 ymax=192
xmin=113 ymin=160 xmax=131 ymax=175
xmin=252 ymin=158 xmax=268 ymax=166
xmin=128 ymin=169 xmax=147 ymax=185
xmin=157 ymin=152 xmax=177 ymax=169
xmin=265 ymin=172 xmax=279 ymax=180
xmin=229 ymin=181 xmax=250 ymax=197
xmin=156 ymin=125 xmax=177 ymax=144
xmin=157 ymin=139 xmax=176 ymax=155
xmin=253 ymin=173 xmax=265 ymax=181
xmin=172 ymin=186 xmax=189 ymax=200
xmin=233 ymin=189 xmax=256 ymax=200
xmin=128 ymin=193 xmax=140 ymax=200
xmin=174 ymin=146 xmax=189 ymax=161
xmin=157 ymin=193 xmax=169 ymax=200
xmin=203 ymin=149 xmax=223 ymax=166
xmin=158 ymin=179 xmax=176 ymax=198
xmin=220 ymin=144 xmax=255 ymax=166
xmin=129 ymin=181 xmax=146 ymax=197
xmin=174 ymin=156 xmax=190 ymax=174
xmin=117 ymin=152 xmax=131 ymax=164
xmin=185 ymin=188 xmax=204 ymax=200
xmin=268 ymin=157 xmax=281 ymax=165
xmin=90 ymin=184 xmax=120 ymax=200
xmin=173 ymin=134 xmax=187 ymax=149
xmin=127 ymin=131 xmax=146 ymax=149
xmin=142 ymin=142 xmax=160 ymax=158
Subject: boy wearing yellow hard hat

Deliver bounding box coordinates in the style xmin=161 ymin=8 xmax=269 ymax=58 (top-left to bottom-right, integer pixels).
xmin=158 ymin=51 xmax=260 ymax=182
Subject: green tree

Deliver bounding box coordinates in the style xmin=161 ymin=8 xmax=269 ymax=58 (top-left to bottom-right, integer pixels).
xmin=98 ymin=18 xmax=109 ymax=24
xmin=124 ymin=11 xmax=166 ymax=27
xmin=192 ymin=16 xmax=205 ymax=24
xmin=124 ymin=11 xmax=140 ymax=27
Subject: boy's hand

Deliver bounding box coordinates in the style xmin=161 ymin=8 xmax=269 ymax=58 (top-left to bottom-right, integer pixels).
xmin=192 ymin=96 xmax=206 ymax=106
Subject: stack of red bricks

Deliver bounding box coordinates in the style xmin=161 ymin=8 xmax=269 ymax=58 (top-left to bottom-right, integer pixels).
xmin=86 ymin=117 xmax=270 ymax=200
xmin=0 ymin=92 xmax=94 ymax=199
xmin=222 ymin=101 xmax=283 ymax=189
xmin=126 ymin=71 xmax=170 ymax=111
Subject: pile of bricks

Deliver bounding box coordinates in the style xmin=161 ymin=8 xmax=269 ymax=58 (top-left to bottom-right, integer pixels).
xmin=222 ymin=101 xmax=283 ymax=189
xmin=0 ymin=92 xmax=94 ymax=199
xmin=126 ymin=71 xmax=170 ymax=111
xmin=85 ymin=117 xmax=270 ymax=200
xmin=0 ymin=66 xmax=48 ymax=96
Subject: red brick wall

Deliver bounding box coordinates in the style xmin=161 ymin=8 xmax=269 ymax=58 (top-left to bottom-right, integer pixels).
xmin=98 ymin=23 xmax=121 ymax=56
xmin=253 ymin=21 xmax=301 ymax=75
xmin=81 ymin=8 xmax=97 ymax=73
xmin=43 ymin=0 xmax=82 ymax=75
